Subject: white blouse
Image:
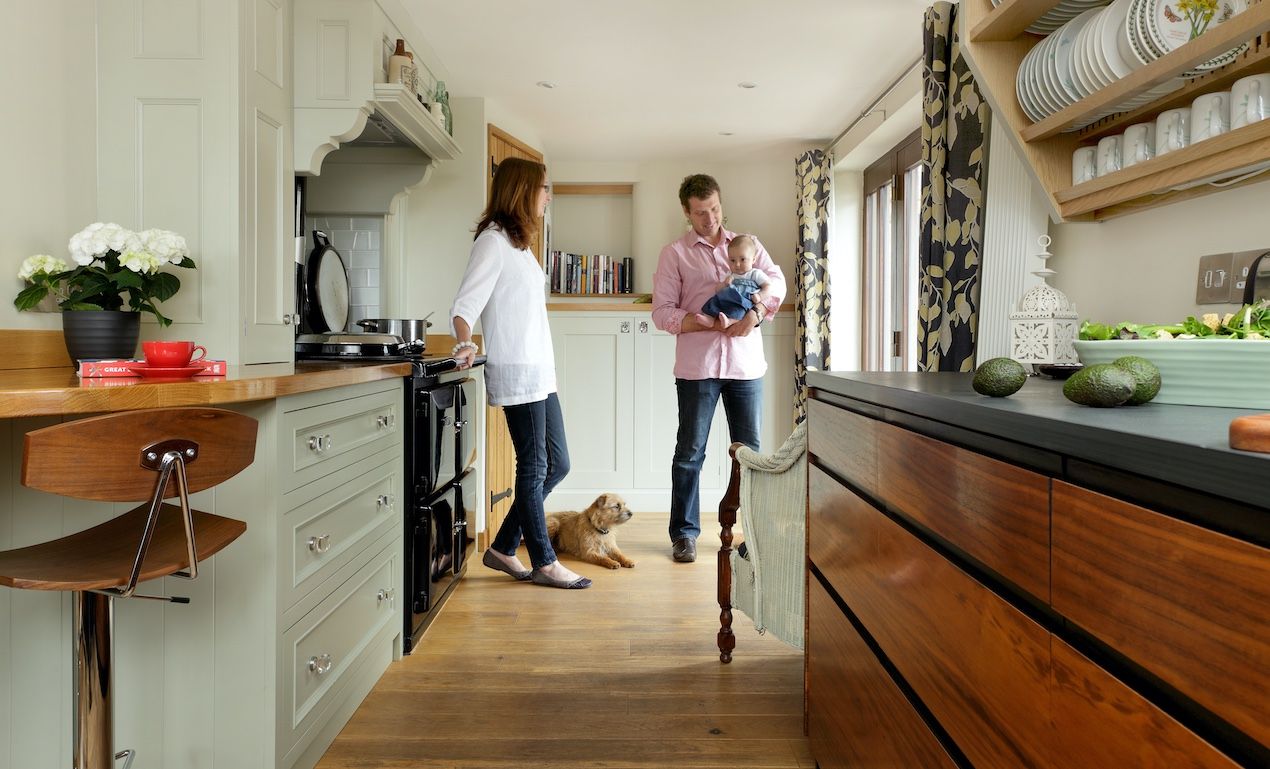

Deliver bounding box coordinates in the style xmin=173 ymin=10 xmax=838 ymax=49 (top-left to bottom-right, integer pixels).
xmin=449 ymin=227 xmax=556 ymax=406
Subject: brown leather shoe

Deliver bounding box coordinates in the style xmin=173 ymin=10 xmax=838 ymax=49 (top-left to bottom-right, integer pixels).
xmin=672 ymin=537 xmax=697 ymax=563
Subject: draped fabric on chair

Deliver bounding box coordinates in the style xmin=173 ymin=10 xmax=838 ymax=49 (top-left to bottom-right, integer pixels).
xmin=918 ymin=1 xmax=991 ymax=372
xmin=793 ymin=149 xmax=832 ymax=424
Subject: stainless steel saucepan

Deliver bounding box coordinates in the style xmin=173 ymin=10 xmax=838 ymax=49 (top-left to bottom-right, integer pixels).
xmin=356 ymin=313 xmax=434 ymax=344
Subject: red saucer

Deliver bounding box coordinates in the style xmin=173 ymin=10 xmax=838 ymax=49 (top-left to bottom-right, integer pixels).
xmin=126 ymin=362 xmax=208 ymax=379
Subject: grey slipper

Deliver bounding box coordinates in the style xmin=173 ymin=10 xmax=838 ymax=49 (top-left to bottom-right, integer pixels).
xmin=482 ymin=548 xmax=532 ymax=581
xmin=529 ymin=568 xmax=592 ymax=589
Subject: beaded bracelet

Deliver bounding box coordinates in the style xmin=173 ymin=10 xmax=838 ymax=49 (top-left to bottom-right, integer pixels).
xmin=452 ymin=340 xmax=478 ymax=356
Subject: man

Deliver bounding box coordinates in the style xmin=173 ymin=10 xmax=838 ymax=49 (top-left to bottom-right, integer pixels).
xmin=651 ymin=174 xmax=786 ymax=563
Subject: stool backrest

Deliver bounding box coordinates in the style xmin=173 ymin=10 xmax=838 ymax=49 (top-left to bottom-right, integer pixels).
xmin=22 ymin=408 xmax=258 ymax=502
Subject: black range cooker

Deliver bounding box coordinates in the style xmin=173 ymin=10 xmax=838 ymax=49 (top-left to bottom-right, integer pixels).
xmin=296 ymin=335 xmax=485 ymax=653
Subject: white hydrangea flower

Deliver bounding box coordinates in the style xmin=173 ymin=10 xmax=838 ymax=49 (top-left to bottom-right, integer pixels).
xmin=138 ymin=228 xmax=189 ymax=265
xmin=68 ymin=222 xmax=142 ymax=265
xmin=119 ymin=250 xmax=164 ymax=275
xmin=17 ymin=254 xmax=69 ymax=281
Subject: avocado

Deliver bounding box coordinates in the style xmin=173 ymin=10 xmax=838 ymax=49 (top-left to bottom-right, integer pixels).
xmin=972 ymin=357 xmax=1028 ymax=397
xmin=1111 ymin=355 xmax=1162 ymax=405
xmin=1062 ymin=363 xmax=1136 ymax=407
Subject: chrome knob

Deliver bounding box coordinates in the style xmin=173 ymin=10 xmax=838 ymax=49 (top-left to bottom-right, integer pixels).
xmin=620 ymin=321 xmax=630 ymax=333
xmin=639 ymin=321 xmax=649 ymax=333
xmin=283 ymin=315 xmax=293 ymax=325
xmin=307 ymin=435 xmax=323 ymax=454
xmin=377 ymin=588 xmax=396 ymax=605
xmin=376 ymin=494 xmax=392 ymax=509
xmin=307 ymin=534 xmax=331 ymax=554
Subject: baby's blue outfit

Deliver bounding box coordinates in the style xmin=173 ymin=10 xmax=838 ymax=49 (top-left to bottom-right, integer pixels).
xmin=701 ymin=270 xmax=766 ymax=320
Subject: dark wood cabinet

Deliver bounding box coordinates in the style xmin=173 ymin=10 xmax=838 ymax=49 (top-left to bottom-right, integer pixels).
xmin=807 ymin=383 xmax=1267 ymax=769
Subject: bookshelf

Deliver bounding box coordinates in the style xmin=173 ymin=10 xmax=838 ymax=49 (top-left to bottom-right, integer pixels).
xmin=550 ymin=182 xmax=637 ymax=294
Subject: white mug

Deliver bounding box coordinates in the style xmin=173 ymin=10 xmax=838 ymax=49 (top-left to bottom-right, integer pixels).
xmin=1155 ymin=108 xmax=1190 ymax=156
xmin=1190 ymin=91 xmax=1230 ymax=142
xmin=1072 ymin=146 xmax=1098 ymax=185
xmin=1122 ymin=122 xmax=1155 ymax=168
xmin=1097 ymin=135 xmax=1122 ymax=176
xmin=1231 ymin=74 xmax=1270 ymax=129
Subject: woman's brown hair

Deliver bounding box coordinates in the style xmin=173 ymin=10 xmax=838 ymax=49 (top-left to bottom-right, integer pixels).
xmin=475 ymin=157 xmax=546 ymax=251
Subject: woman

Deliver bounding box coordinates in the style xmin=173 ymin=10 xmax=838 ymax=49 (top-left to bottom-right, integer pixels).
xmin=449 ymin=157 xmax=590 ymax=590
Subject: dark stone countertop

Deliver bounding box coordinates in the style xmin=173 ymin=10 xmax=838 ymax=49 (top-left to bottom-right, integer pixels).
xmin=807 ymin=371 xmax=1270 ymax=513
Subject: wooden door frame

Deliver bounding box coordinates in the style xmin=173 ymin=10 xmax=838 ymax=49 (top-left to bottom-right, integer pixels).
xmin=486 ymin=124 xmax=546 ymax=264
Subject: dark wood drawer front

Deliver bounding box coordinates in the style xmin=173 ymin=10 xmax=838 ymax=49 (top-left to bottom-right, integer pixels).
xmin=808 ymin=577 xmax=957 ymax=769
xmin=1051 ymin=638 xmax=1240 ymax=768
xmin=1053 ymin=481 xmax=1270 ymax=745
xmin=807 ymin=398 xmax=876 ymax=497
xmin=810 ymin=465 xmax=1051 ymax=769
xmin=877 ymin=421 xmax=1050 ymax=600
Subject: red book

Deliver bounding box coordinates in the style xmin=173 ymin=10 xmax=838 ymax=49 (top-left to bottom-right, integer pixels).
xmin=77 ymin=358 xmax=229 ymax=378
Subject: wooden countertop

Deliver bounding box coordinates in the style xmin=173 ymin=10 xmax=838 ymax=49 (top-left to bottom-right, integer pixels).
xmin=0 ymin=362 xmax=411 ymax=417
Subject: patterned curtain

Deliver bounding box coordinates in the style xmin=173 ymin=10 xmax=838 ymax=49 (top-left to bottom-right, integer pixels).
xmin=917 ymin=1 xmax=991 ymax=372
xmin=793 ymin=149 xmax=832 ymax=424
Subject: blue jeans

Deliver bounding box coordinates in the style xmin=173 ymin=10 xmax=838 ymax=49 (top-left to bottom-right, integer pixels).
xmin=492 ymin=392 xmax=570 ymax=568
xmin=669 ymin=378 xmax=762 ymax=542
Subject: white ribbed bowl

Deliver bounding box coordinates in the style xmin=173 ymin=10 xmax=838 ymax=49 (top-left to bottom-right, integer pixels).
xmin=1073 ymin=338 xmax=1270 ymax=408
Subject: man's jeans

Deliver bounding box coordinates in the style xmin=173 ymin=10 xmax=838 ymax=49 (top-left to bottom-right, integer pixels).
xmin=669 ymin=378 xmax=762 ymax=543
xmin=492 ymin=392 xmax=570 ymax=568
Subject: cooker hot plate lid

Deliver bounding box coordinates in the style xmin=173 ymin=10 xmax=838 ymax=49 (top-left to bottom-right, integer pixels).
xmin=306 ymin=231 xmax=350 ymax=333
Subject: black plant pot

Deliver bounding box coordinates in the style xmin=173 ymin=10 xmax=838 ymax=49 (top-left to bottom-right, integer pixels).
xmin=61 ymin=310 xmax=141 ymax=364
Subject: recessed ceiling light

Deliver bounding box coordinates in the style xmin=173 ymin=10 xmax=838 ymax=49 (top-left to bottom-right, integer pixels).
xmin=737 ymin=82 xmax=757 ymax=89
xmin=536 ymin=81 xmax=556 ymax=89
xmin=718 ymin=131 xmax=734 ymax=136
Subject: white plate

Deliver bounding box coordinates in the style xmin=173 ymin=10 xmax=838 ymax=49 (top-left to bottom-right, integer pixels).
xmin=1071 ymin=10 xmax=1102 ymax=97
xmin=1101 ymin=0 xmax=1136 ymax=77
xmin=1086 ymin=5 xmax=1118 ymax=86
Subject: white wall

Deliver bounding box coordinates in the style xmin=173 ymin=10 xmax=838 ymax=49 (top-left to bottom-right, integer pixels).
xmin=1051 ymin=179 xmax=1270 ymax=324
xmin=0 ymin=1 xmax=97 ymax=329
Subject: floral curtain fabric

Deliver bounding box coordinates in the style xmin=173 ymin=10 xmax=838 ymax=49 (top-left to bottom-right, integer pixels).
xmin=918 ymin=1 xmax=991 ymax=372
xmin=793 ymin=149 xmax=832 ymax=424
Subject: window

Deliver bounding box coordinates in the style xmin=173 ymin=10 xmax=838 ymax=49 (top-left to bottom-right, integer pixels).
xmin=861 ymin=130 xmax=923 ymax=372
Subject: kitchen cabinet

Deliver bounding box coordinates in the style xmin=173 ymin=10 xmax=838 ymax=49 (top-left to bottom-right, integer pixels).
xmin=547 ymin=310 xmax=796 ymax=512
xmin=96 ymin=0 xmax=296 ymax=364
xmin=961 ymin=0 xmax=1270 ymax=220
xmin=805 ymin=371 xmax=1269 ymax=769
xmin=0 ymin=377 xmax=404 ymax=769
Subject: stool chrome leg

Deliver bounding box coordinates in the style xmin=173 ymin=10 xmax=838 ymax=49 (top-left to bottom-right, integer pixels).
xmin=73 ymin=591 xmax=114 ymax=769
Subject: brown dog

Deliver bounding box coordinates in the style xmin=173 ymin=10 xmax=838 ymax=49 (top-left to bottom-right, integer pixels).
xmin=545 ymin=493 xmax=636 ymax=569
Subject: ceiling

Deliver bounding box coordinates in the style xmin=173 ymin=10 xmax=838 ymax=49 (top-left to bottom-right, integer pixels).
xmin=403 ymin=0 xmax=932 ymax=162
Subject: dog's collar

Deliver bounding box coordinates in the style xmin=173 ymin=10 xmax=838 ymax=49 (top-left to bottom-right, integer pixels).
xmin=594 ymin=526 xmax=609 ymax=535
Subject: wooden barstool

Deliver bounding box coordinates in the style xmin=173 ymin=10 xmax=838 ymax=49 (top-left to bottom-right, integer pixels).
xmin=0 ymin=408 xmax=256 ymax=769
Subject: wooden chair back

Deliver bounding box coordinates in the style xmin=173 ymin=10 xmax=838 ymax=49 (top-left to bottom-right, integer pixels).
xmin=21 ymin=408 xmax=258 ymax=502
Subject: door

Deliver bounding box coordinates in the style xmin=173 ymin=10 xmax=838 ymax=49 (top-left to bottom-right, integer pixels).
xmin=551 ymin=314 xmax=635 ymax=489
xmin=487 ymin=124 xmax=545 ymax=263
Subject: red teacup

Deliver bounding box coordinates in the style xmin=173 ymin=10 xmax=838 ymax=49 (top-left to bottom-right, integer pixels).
xmin=142 ymin=340 xmax=207 ymax=368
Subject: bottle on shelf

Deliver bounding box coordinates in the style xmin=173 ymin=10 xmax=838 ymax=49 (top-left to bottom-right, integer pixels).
xmin=387 ymin=39 xmax=415 ymax=92
xmin=435 ymin=80 xmax=453 ymax=135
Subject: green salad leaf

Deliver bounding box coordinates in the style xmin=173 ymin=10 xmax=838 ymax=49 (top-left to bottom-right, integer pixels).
xmin=1079 ymin=301 xmax=1270 ymax=340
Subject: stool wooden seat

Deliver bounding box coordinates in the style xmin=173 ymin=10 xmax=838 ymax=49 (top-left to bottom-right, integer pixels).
xmin=0 ymin=502 xmax=244 ymax=591
xmin=0 ymin=406 xmax=257 ymax=769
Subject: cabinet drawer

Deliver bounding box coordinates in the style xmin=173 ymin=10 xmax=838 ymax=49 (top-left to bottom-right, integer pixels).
xmin=808 ymin=577 xmax=956 ymax=769
xmin=807 ymin=399 xmax=877 ymax=497
xmin=280 ymin=541 xmax=398 ymax=754
xmin=1053 ymin=481 xmax=1270 ymax=745
xmin=281 ymin=459 xmax=400 ymax=610
xmin=281 ymin=388 xmax=400 ymax=492
xmin=1050 ymin=638 xmax=1239 ymax=769
xmin=809 ymin=464 xmax=1051 ymax=769
xmin=876 ymin=420 xmax=1050 ymax=599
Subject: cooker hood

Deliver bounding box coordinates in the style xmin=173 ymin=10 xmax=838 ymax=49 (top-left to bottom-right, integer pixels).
xmin=294 ymin=0 xmax=461 ymax=176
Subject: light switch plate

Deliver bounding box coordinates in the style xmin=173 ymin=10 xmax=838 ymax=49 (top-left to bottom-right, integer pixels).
xmin=1196 ymin=252 xmax=1234 ymax=305
xmin=1230 ymin=249 xmax=1270 ymax=304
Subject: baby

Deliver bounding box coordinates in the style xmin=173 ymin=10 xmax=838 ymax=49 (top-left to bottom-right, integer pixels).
xmin=697 ymin=234 xmax=771 ymax=328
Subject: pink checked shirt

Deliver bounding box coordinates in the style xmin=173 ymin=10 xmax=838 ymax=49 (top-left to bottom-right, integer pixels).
xmin=651 ymin=229 xmax=786 ymax=380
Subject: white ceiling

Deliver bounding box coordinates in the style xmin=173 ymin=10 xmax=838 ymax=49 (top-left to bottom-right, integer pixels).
xmin=403 ymin=0 xmax=932 ymax=162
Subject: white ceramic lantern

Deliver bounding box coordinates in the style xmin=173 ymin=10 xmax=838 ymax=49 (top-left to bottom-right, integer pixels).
xmin=1010 ymin=236 xmax=1079 ymax=366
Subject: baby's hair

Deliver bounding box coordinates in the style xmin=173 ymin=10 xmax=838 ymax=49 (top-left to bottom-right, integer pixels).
xmin=728 ymin=234 xmax=757 ymax=256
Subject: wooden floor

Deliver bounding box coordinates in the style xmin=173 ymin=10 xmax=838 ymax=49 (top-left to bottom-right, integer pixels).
xmin=316 ymin=514 xmax=811 ymax=769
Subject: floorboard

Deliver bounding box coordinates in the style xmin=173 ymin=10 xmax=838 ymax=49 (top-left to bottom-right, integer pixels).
xmin=315 ymin=513 xmax=808 ymax=769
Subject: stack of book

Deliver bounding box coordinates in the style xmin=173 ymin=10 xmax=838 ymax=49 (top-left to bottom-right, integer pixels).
xmin=548 ymin=251 xmax=634 ymax=295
